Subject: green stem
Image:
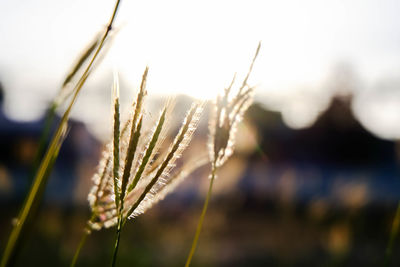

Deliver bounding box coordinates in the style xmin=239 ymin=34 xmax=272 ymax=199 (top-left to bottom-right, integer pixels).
xmin=384 ymin=202 xmax=400 ymax=267
xmin=111 ymin=189 xmax=127 ymax=267
xmin=111 ymin=216 xmax=124 ymax=267
xmin=70 ymin=214 xmax=96 ymax=267
xmin=30 ymin=102 xmax=57 ymax=181
xmin=1 ymin=125 xmax=65 ymax=267
xmin=185 ymin=166 xmax=217 ymax=267
xmin=70 ymin=229 xmax=90 ymax=267
xmin=0 ymin=1 xmax=121 ymax=266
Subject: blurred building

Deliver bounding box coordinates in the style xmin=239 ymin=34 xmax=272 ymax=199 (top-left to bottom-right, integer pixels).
xmin=242 ymin=95 xmax=400 ymax=209
xmin=0 ymin=83 xmax=100 ymax=205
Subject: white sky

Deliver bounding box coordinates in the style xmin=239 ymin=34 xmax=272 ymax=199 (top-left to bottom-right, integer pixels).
xmin=1 ymin=0 xmax=400 ymax=139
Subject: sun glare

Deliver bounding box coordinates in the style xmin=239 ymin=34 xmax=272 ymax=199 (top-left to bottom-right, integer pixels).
xmin=1 ymin=0 xmax=400 ymax=139
xmin=107 ymin=0 xmax=339 ymax=102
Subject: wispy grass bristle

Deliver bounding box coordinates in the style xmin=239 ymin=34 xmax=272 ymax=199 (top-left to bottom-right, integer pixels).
xmin=86 ymin=75 xmax=204 ymax=234
xmin=209 ymin=42 xmax=260 ymax=169
xmin=139 ymin=153 xmax=209 ymax=214
xmin=141 ymin=98 xmax=176 ymax=176
xmin=127 ymin=107 xmax=167 ymax=193
xmin=131 ymin=67 xmax=148 ymax=128
xmin=127 ymin=102 xmax=204 ymax=219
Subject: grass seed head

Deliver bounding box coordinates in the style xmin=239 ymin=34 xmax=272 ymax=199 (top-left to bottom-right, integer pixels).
xmin=209 ymin=42 xmax=260 ymax=169
xmin=88 ymin=77 xmax=205 ymax=230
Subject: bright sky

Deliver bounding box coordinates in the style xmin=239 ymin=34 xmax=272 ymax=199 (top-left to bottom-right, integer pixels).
xmin=1 ymin=0 xmax=400 ymax=139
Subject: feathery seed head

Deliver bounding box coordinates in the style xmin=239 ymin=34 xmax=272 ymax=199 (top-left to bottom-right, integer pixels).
xmin=209 ymin=43 xmax=260 ymax=168
xmin=88 ymin=73 xmax=205 ymax=230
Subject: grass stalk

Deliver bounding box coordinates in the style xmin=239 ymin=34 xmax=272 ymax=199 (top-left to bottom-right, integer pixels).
xmin=30 ymin=102 xmax=57 ymax=182
xmin=70 ymin=225 xmax=91 ymax=267
xmin=31 ymin=34 xmax=101 ymax=184
xmin=111 ymin=218 xmax=123 ymax=267
xmin=184 ymin=164 xmax=216 ymax=267
xmin=1 ymin=1 xmax=121 ymax=266
xmin=62 ymin=36 xmax=100 ymax=88
xmin=1 ymin=125 xmax=67 ymax=267
xmin=70 ymin=230 xmax=89 ymax=267
xmin=70 ymin=212 xmax=99 ymax=267
xmin=110 ymin=116 xmax=142 ymax=267
xmin=384 ymin=202 xmax=400 ymax=267
xmin=185 ymin=43 xmax=260 ymax=267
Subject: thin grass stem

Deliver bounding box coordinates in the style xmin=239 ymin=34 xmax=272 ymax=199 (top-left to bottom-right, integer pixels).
xmin=70 ymin=214 xmax=97 ymax=267
xmin=1 ymin=125 xmax=67 ymax=267
xmin=70 ymin=231 xmax=89 ymax=267
xmin=384 ymin=202 xmax=400 ymax=267
xmin=32 ymin=33 xmax=101 ymax=183
xmin=110 ymin=117 xmax=142 ymax=267
xmin=0 ymin=1 xmax=121 ymax=266
xmin=29 ymin=102 xmax=57 ymax=182
xmin=111 ymin=218 xmax=123 ymax=267
xmin=63 ymin=36 xmax=100 ymax=88
xmin=185 ymin=165 xmax=217 ymax=267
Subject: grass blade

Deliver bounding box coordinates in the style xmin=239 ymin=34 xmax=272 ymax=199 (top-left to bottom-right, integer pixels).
xmin=384 ymin=202 xmax=400 ymax=267
xmin=112 ymin=76 xmax=121 ymax=210
xmin=120 ymin=116 xmax=143 ymax=201
xmin=0 ymin=125 xmax=67 ymax=267
xmin=1 ymin=1 xmax=122 ymax=265
xmin=131 ymin=67 xmax=148 ymax=130
xmin=118 ymin=66 xmax=148 ymax=200
xmin=62 ymin=35 xmax=100 ymax=87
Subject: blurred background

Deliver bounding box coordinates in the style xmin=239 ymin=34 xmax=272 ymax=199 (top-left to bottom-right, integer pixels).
xmin=1 ymin=0 xmax=400 ymax=266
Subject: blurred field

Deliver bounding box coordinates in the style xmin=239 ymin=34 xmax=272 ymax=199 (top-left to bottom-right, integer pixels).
xmin=1 ymin=89 xmax=400 ymax=266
